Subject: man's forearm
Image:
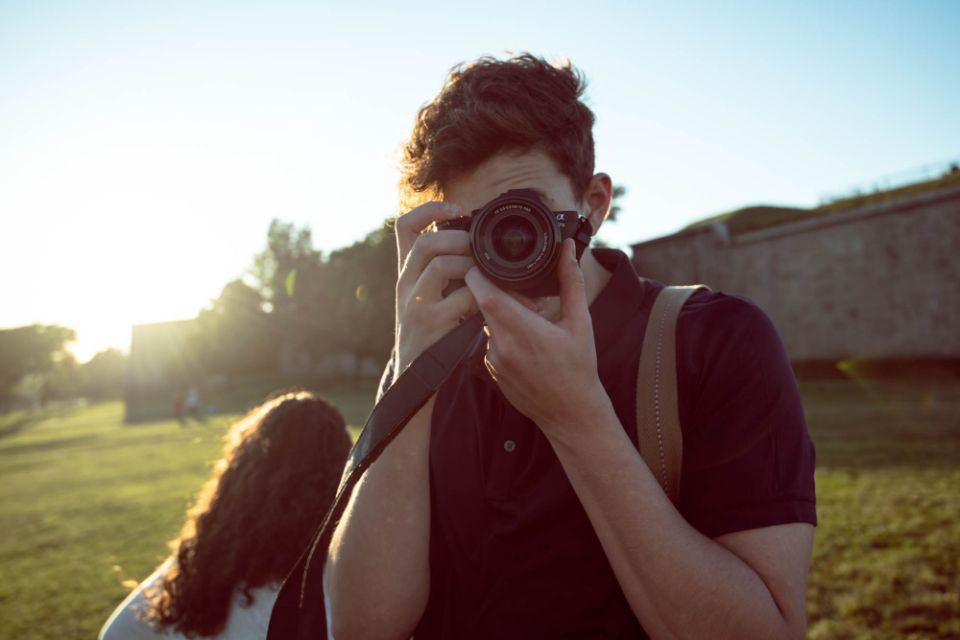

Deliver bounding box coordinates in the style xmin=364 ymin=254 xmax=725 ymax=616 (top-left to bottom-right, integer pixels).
xmin=324 ymin=397 xmax=434 ymax=639
xmin=543 ymin=397 xmax=804 ymax=640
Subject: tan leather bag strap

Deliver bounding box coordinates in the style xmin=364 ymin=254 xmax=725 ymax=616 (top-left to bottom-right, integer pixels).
xmin=636 ymin=285 xmax=706 ymax=504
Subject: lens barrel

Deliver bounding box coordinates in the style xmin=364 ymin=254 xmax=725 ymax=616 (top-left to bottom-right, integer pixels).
xmin=434 ymin=188 xmax=588 ymax=297
xmin=472 ymin=192 xmax=557 ymax=288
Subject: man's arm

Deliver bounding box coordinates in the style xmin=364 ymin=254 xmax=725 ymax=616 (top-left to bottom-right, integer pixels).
xmin=324 ymin=201 xmax=477 ymax=640
xmin=465 ymin=240 xmax=812 ymax=639
xmin=324 ymin=399 xmax=435 ymax=639
xmin=547 ymin=397 xmax=812 ymax=639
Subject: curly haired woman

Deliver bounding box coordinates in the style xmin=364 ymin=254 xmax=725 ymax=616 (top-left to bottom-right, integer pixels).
xmin=100 ymin=390 xmax=351 ymax=639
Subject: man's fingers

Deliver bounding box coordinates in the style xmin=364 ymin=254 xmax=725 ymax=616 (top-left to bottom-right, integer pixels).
xmin=415 ymin=255 xmax=475 ymax=302
xmin=395 ymin=201 xmax=462 ymax=267
xmin=464 ymin=267 xmax=541 ymax=334
xmin=398 ymin=230 xmax=471 ymax=297
xmin=507 ymin=290 xmax=543 ymax=314
xmin=558 ymin=239 xmax=589 ymax=328
xmin=438 ymin=284 xmax=480 ymax=321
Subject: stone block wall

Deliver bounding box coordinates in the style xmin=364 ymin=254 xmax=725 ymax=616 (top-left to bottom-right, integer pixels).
xmin=630 ymin=187 xmax=960 ymax=361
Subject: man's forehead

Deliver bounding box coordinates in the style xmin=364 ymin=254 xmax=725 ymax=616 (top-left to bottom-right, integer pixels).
xmin=526 ymin=187 xmax=556 ymax=207
xmin=443 ymin=150 xmax=574 ymax=209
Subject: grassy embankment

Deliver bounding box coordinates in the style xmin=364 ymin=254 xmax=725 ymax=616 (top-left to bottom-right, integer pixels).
xmin=0 ymin=378 xmax=957 ymax=639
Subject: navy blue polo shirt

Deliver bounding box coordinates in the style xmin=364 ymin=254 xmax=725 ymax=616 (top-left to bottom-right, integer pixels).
xmin=410 ymin=248 xmax=816 ymax=639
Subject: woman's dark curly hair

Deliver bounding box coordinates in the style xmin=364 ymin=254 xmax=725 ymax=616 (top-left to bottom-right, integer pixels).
xmin=400 ymin=53 xmax=596 ymax=211
xmin=144 ymin=391 xmax=351 ymax=637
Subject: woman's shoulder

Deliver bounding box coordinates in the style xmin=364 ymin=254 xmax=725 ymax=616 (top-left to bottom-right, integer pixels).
xmin=100 ymin=562 xmax=282 ymax=640
xmin=221 ymin=583 xmax=282 ymax=639
xmin=98 ymin=560 xmax=173 ymax=640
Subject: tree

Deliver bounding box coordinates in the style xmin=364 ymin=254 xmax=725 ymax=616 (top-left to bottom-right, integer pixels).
xmin=190 ymin=280 xmax=276 ymax=378
xmin=0 ymin=324 xmax=76 ymax=395
xmin=251 ymin=219 xmax=323 ymax=314
xmin=324 ymin=224 xmax=396 ymax=362
xmin=42 ymin=354 xmax=82 ymax=403
xmin=80 ymin=348 xmax=128 ymax=400
xmin=607 ymin=184 xmax=627 ymax=223
xmin=250 ymin=220 xmax=337 ymax=371
xmin=243 ymin=218 xmax=398 ymax=377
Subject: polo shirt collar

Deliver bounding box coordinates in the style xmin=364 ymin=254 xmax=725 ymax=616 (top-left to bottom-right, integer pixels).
xmin=588 ymin=248 xmax=649 ymax=356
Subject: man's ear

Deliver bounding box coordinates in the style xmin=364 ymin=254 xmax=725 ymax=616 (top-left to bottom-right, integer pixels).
xmin=582 ymin=173 xmax=613 ymax=235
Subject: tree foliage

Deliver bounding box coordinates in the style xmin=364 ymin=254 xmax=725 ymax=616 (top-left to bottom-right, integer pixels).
xmin=607 ymin=184 xmax=627 ymax=223
xmin=79 ymin=349 xmax=128 ymax=400
xmin=253 ymin=221 xmax=335 ymax=369
xmin=0 ymin=324 xmax=76 ymax=394
xmin=252 ymin=219 xmax=323 ymax=312
xmin=180 ymin=219 xmax=396 ymax=381
xmin=322 ymin=224 xmax=396 ymax=360
xmin=188 ymin=279 xmax=277 ymax=378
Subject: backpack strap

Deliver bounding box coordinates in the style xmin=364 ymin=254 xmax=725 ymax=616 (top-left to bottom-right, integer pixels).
xmin=635 ymin=285 xmax=706 ymax=504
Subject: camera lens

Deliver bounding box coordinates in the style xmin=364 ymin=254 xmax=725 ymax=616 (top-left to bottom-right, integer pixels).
xmin=492 ymin=216 xmax=537 ymax=262
xmin=470 ymin=190 xmax=560 ymax=293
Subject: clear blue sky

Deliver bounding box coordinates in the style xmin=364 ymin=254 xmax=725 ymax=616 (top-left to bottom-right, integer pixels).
xmin=1 ymin=0 xmax=957 ymax=361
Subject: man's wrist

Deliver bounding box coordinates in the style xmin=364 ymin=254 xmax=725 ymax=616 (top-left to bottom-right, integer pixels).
xmin=540 ymin=382 xmax=619 ymax=448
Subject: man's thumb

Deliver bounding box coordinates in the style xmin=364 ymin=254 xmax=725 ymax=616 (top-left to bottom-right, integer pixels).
xmin=558 ymin=239 xmax=587 ymax=323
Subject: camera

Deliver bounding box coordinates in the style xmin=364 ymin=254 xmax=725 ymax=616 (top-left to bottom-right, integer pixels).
xmin=435 ymin=188 xmax=594 ymax=297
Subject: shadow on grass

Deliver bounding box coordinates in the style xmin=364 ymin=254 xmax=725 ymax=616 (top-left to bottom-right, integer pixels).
xmin=0 ymin=415 xmax=39 ymax=439
xmin=800 ymin=378 xmax=960 ymax=470
xmin=0 ymin=405 xmax=82 ymax=441
xmin=0 ymin=435 xmax=99 ymax=457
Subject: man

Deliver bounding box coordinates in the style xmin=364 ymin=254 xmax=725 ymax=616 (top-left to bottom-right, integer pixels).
xmin=324 ymin=54 xmax=816 ymax=639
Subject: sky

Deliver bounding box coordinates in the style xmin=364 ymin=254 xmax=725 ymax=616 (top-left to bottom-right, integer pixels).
xmin=1 ymin=0 xmax=957 ymax=362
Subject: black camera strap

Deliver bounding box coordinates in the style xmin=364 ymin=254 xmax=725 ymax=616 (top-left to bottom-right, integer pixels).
xmin=268 ymin=312 xmax=485 ymax=640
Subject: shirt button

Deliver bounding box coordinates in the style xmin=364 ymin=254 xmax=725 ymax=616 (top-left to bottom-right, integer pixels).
xmin=503 ymin=439 xmax=517 ymax=453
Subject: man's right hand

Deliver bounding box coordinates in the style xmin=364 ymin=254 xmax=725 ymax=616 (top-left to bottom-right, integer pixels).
xmin=326 ymin=201 xmax=472 ymax=639
xmin=394 ymin=201 xmax=479 ymax=373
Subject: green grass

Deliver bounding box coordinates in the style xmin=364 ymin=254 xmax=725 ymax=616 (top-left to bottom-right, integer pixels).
xmin=0 ymin=379 xmax=958 ymax=638
xmin=800 ymin=379 xmax=960 ymax=639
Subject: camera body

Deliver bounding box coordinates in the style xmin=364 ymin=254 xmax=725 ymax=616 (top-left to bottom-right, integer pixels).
xmin=436 ymin=188 xmax=594 ymax=297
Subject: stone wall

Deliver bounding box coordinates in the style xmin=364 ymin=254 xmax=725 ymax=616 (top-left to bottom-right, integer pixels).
xmin=630 ymin=187 xmax=960 ymax=361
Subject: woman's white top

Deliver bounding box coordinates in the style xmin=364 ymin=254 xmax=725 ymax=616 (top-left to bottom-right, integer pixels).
xmin=99 ymin=558 xmax=280 ymax=640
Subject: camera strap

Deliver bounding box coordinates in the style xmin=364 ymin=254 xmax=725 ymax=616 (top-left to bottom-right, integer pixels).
xmin=268 ymin=312 xmax=486 ymax=640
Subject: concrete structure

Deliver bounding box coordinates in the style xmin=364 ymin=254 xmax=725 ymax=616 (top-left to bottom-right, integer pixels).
xmin=630 ymin=185 xmax=960 ymax=363
xmin=125 ymin=319 xmax=198 ymax=422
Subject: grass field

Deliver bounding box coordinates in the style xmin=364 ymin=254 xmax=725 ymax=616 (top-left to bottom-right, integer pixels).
xmin=802 ymin=378 xmax=959 ymax=639
xmin=0 ymin=378 xmax=957 ymax=639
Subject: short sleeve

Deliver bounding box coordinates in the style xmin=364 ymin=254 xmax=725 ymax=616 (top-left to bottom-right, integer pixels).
xmin=99 ymin=560 xmax=174 ymax=640
xmin=676 ymin=293 xmax=817 ymax=538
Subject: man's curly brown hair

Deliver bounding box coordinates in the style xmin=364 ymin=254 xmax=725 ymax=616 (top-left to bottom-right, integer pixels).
xmin=399 ymin=53 xmax=596 ymax=211
xmin=144 ymin=391 xmax=351 ymax=637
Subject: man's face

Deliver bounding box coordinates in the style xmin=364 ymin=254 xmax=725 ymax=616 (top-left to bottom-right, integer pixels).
xmin=443 ymin=148 xmax=581 ymax=221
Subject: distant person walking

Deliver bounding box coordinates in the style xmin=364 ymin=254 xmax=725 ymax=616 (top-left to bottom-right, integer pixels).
xmin=184 ymin=385 xmax=203 ymax=422
xmin=173 ymin=393 xmax=185 ymax=426
xmin=99 ymin=390 xmax=351 ymax=640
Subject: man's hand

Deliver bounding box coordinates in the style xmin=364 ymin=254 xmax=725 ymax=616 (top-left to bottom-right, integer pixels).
xmin=395 ymin=201 xmax=479 ymax=374
xmin=465 ymin=239 xmax=610 ymax=436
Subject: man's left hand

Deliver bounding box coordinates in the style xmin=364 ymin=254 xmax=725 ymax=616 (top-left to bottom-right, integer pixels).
xmin=464 ymin=239 xmax=609 ymax=436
